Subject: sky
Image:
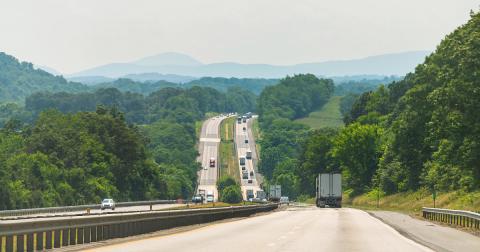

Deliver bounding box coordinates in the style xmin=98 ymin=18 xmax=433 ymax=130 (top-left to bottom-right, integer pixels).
xmin=0 ymin=0 xmax=478 ymax=74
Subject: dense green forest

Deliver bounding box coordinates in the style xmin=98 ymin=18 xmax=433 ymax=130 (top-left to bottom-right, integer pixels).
xmin=93 ymin=78 xmax=180 ymax=95
xmin=0 ymin=83 xmax=256 ymax=209
xmin=257 ymin=12 xmax=480 ymax=199
xmin=333 ymin=76 xmax=402 ymax=95
xmin=186 ymin=77 xmax=278 ymax=95
xmin=0 ymin=86 xmax=256 ymax=126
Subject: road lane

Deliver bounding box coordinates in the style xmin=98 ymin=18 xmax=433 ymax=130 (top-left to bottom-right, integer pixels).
xmin=235 ymin=116 xmax=261 ymax=199
xmin=197 ymin=115 xmax=229 ymax=201
xmin=87 ymin=207 xmax=432 ymax=252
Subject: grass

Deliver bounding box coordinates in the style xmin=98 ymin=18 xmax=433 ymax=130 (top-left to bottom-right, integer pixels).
xmin=170 ymin=201 xmax=260 ymax=210
xmin=251 ymin=117 xmax=261 ymax=154
xmin=219 ymin=117 xmax=240 ymax=182
xmin=297 ymin=189 xmax=480 ymax=215
xmin=345 ymin=189 xmax=480 ymax=215
xmin=295 ymin=96 xmax=344 ymax=129
xmin=195 ymin=121 xmax=203 ymax=139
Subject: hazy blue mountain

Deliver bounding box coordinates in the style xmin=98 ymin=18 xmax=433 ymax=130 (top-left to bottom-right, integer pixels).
xmin=69 ymin=51 xmax=430 ymax=79
xmin=122 ymin=72 xmax=197 ymax=83
xmin=132 ymin=52 xmax=202 ymax=67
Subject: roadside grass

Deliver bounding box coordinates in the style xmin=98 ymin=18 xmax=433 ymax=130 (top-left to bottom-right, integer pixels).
xmin=297 ymin=189 xmax=480 ymax=215
xmin=295 ymin=96 xmax=344 ymax=129
xmin=345 ymin=189 xmax=480 ymax=215
xmin=251 ymin=117 xmax=261 ymax=154
xmin=195 ymin=121 xmax=203 ymax=139
xmin=219 ymin=117 xmax=240 ymax=182
xmin=170 ymin=201 xmax=260 ymax=210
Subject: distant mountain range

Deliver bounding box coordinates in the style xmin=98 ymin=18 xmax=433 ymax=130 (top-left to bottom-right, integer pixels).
xmin=67 ymin=51 xmax=431 ymax=80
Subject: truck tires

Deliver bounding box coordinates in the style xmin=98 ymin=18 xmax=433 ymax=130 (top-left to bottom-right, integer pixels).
xmin=316 ymin=199 xmax=326 ymax=208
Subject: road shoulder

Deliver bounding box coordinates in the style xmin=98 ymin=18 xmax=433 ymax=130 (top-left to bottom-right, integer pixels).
xmin=368 ymin=210 xmax=480 ymax=252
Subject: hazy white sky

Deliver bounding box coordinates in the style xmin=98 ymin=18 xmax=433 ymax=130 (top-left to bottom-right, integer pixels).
xmin=0 ymin=0 xmax=478 ymax=74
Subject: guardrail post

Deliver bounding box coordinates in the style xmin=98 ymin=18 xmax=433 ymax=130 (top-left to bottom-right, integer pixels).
xmin=45 ymin=231 xmax=53 ymax=250
xmin=5 ymin=236 xmax=13 ymax=252
xmin=69 ymin=228 xmax=76 ymax=246
xmin=84 ymin=227 xmax=91 ymax=244
xmin=36 ymin=232 xmax=43 ymax=251
xmin=91 ymin=226 xmax=97 ymax=242
xmin=16 ymin=234 xmax=24 ymax=252
xmin=54 ymin=230 xmax=61 ymax=248
xmin=77 ymin=228 xmax=84 ymax=244
xmin=61 ymin=229 xmax=68 ymax=247
xmin=26 ymin=233 xmax=34 ymax=252
xmin=96 ymin=226 xmax=103 ymax=241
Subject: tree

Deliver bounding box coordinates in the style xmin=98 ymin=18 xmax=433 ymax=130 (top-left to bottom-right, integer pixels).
xmin=331 ymin=123 xmax=383 ymax=194
xmin=220 ymin=185 xmax=243 ymax=203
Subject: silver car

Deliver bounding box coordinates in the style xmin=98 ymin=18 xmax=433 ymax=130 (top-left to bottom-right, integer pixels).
xmin=101 ymin=198 xmax=115 ymax=210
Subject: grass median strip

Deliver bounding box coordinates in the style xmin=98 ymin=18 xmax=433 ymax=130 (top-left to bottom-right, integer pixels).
xmin=219 ymin=117 xmax=240 ymax=182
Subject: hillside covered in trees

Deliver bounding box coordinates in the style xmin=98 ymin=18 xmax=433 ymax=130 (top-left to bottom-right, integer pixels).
xmin=0 ymin=53 xmax=88 ymax=104
xmin=257 ymin=11 xmax=480 ymax=199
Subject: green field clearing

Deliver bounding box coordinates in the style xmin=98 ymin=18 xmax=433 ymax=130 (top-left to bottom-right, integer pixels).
xmin=295 ymin=96 xmax=344 ymax=129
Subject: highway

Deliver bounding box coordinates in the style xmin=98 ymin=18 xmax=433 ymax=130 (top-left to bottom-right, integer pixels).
xmin=197 ymin=115 xmax=229 ymax=201
xmin=234 ymin=116 xmax=262 ymax=199
xmin=85 ymin=207 xmax=433 ymax=252
xmin=0 ymin=204 xmax=181 ymax=220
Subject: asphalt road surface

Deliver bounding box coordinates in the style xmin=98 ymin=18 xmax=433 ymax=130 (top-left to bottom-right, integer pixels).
xmin=197 ymin=115 xmax=228 ymax=201
xmin=235 ymin=117 xmax=262 ymax=199
xmin=370 ymin=211 xmax=480 ymax=252
xmin=86 ymin=207 xmax=433 ymax=252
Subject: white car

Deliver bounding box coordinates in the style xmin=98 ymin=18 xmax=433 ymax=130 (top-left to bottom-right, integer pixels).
xmin=204 ymin=166 xmax=208 ymax=170
xmin=101 ymin=198 xmax=115 ymax=210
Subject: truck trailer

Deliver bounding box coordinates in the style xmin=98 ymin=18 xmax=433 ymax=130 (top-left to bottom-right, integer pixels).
xmin=246 ymin=150 xmax=252 ymax=159
xmin=316 ymin=173 xmax=342 ymax=208
xmin=269 ymin=185 xmax=281 ymax=202
xmin=239 ymin=156 xmax=246 ymax=166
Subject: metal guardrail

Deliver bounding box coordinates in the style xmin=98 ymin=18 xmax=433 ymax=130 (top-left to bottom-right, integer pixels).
xmin=422 ymin=207 xmax=480 ymax=229
xmin=0 ymin=204 xmax=277 ymax=252
xmin=0 ymin=200 xmax=177 ymax=218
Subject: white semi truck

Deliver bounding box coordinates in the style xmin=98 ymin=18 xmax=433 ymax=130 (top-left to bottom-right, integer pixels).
xmin=316 ymin=173 xmax=342 ymax=208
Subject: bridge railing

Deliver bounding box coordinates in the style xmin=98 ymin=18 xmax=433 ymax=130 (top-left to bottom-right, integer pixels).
xmin=0 ymin=204 xmax=277 ymax=252
xmin=0 ymin=200 xmax=178 ymax=218
xmin=422 ymin=207 xmax=480 ymax=229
